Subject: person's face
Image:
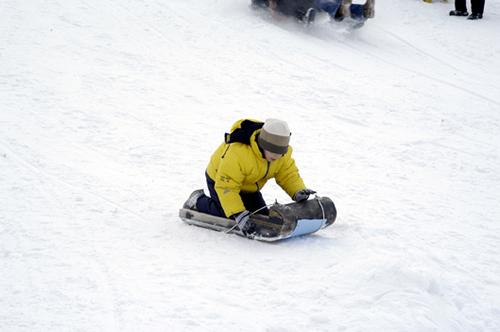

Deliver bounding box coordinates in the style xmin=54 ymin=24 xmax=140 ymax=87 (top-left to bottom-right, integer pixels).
xmin=264 ymin=150 xmax=283 ymax=162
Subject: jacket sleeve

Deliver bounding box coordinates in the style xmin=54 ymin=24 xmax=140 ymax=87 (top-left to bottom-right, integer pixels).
xmin=274 ymin=147 xmax=306 ymax=198
xmin=213 ymin=146 xmax=246 ymax=218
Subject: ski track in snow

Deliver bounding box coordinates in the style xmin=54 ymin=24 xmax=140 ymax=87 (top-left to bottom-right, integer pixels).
xmin=1 ymin=0 xmax=500 ymax=331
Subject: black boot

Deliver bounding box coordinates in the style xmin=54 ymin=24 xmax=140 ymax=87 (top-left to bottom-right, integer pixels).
xmin=449 ymin=10 xmax=469 ymax=16
xmin=183 ymin=189 xmax=204 ymax=210
xmin=333 ymin=9 xmax=344 ymax=22
xmin=467 ymin=13 xmax=483 ymax=20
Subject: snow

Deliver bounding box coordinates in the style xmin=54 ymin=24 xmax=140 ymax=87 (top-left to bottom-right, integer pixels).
xmin=1 ymin=0 xmax=500 ymax=330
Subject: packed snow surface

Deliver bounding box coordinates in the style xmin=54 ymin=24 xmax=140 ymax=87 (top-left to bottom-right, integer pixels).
xmin=1 ymin=0 xmax=500 ymax=331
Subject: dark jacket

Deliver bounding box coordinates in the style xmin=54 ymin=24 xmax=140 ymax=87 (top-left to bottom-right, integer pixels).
xmin=252 ymin=0 xmax=316 ymax=19
xmin=277 ymin=0 xmax=316 ymax=18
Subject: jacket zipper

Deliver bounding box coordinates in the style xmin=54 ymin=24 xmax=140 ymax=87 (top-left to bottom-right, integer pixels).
xmin=255 ymin=161 xmax=270 ymax=191
xmin=221 ymin=145 xmax=230 ymax=159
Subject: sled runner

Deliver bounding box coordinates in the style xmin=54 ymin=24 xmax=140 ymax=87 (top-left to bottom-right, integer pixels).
xmin=179 ymin=196 xmax=337 ymax=242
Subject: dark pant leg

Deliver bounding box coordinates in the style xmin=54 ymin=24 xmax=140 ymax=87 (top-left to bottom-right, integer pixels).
xmin=278 ymin=0 xmax=316 ymax=19
xmin=471 ymin=0 xmax=485 ymax=14
xmin=240 ymin=191 xmax=269 ymax=215
xmin=196 ymin=173 xmax=269 ymax=217
xmin=315 ymin=0 xmax=342 ymax=17
xmin=196 ymin=173 xmax=226 ymax=217
xmin=349 ymin=4 xmax=365 ymax=20
xmin=455 ymin=0 xmax=467 ymax=12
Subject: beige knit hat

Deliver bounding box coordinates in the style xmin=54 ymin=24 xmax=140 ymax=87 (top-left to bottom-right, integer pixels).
xmin=258 ymin=119 xmax=291 ymax=154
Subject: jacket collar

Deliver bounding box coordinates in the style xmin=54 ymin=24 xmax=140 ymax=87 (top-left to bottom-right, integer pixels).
xmin=250 ymin=130 xmax=266 ymax=160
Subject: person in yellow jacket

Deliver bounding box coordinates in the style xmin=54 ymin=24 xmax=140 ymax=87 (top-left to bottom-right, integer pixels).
xmin=183 ymin=118 xmax=316 ymax=233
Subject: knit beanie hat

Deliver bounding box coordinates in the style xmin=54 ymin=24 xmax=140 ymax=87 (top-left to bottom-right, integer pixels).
xmin=257 ymin=119 xmax=291 ymax=154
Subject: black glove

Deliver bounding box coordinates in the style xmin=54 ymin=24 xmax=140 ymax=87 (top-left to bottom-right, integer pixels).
xmin=233 ymin=210 xmax=251 ymax=232
xmin=293 ymin=189 xmax=316 ymax=202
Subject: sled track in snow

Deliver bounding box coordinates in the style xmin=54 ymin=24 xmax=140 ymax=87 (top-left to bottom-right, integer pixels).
xmin=334 ymin=26 xmax=500 ymax=108
xmin=0 ymin=139 xmax=150 ymax=224
xmin=373 ymin=26 xmax=469 ymax=77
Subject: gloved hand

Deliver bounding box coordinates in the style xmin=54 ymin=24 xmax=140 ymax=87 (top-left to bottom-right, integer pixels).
xmin=234 ymin=210 xmax=251 ymax=232
xmin=293 ymin=189 xmax=316 ymax=202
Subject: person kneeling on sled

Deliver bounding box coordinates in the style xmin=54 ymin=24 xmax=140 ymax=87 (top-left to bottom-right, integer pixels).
xmin=183 ymin=118 xmax=316 ymax=234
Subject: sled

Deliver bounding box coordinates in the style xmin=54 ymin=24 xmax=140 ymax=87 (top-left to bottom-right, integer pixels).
xmin=179 ymin=196 xmax=337 ymax=242
xmin=250 ymin=0 xmax=372 ymax=29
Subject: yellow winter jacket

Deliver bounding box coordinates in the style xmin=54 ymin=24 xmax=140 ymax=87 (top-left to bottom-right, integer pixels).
xmin=206 ymin=119 xmax=306 ymax=218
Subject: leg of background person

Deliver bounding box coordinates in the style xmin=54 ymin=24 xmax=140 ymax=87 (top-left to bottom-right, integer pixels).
xmin=349 ymin=4 xmax=365 ymax=20
xmin=455 ymin=0 xmax=467 ymax=12
xmin=471 ymin=0 xmax=485 ymax=14
xmin=314 ymin=0 xmax=342 ymax=18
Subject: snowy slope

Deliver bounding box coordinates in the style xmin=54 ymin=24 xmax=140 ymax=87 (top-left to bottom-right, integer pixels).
xmin=1 ymin=0 xmax=500 ymax=331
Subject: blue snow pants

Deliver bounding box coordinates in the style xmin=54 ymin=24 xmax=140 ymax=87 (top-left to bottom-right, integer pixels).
xmin=315 ymin=0 xmax=365 ymax=20
xmin=196 ymin=172 xmax=269 ymax=218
